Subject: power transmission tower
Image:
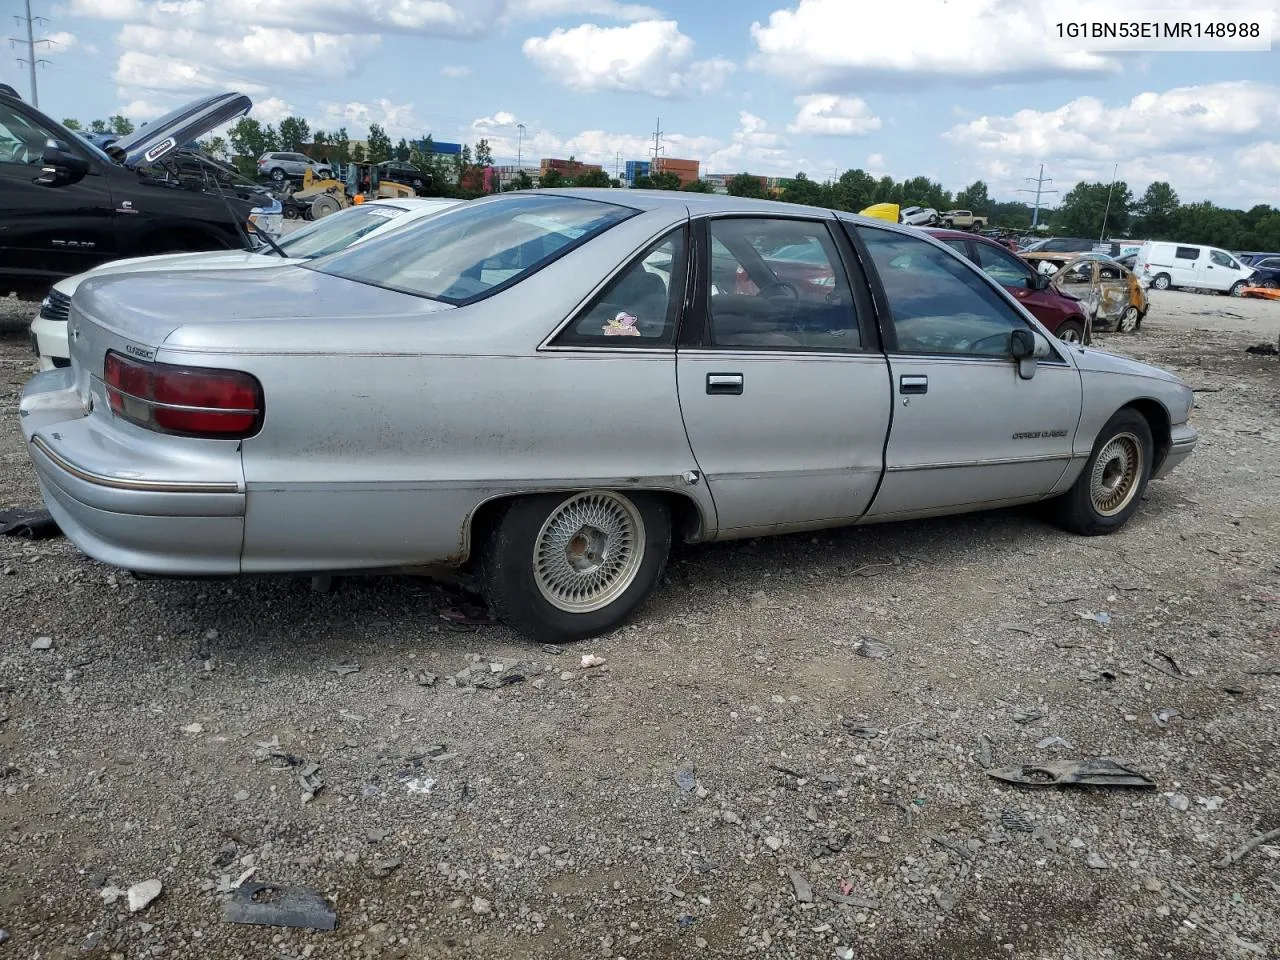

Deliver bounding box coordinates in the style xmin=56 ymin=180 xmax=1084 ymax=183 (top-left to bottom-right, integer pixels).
xmin=10 ymin=0 xmax=52 ymax=107
xmin=614 ymin=150 xmax=621 ymax=180
xmin=1016 ymin=164 xmax=1058 ymax=229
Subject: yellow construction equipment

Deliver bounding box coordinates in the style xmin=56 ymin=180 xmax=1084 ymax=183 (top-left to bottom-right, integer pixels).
xmin=291 ymin=164 xmax=415 ymax=220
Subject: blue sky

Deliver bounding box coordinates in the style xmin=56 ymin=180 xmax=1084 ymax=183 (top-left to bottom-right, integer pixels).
xmin=7 ymin=0 xmax=1279 ymax=207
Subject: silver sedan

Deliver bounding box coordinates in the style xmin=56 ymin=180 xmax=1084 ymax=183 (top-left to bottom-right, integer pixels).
xmin=19 ymin=191 xmax=1198 ymax=642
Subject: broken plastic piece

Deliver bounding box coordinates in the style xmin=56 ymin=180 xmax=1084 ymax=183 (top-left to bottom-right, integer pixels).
xmin=222 ymin=883 xmax=337 ymax=931
xmin=986 ymin=758 xmax=1156 ymax=789
xmin=0 ymin=508 xmax=61 ymax=540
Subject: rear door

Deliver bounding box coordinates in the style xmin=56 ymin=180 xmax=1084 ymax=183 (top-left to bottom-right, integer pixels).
xmin=849 ymin=223 xmax=1082 ymax=519
xmin=1171 ymin=245 xmax=1200 ymax=287
xmin=0 ymin=98 xmax=115 ymax=293
xmin=676 ymin=214 xmax=891 ymax=536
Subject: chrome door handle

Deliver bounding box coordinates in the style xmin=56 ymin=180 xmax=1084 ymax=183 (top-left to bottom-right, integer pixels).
xmin=706 ymin=373 xmax=744 ymax=395
xmin=899 ymin=374 xmax=928 ymax=395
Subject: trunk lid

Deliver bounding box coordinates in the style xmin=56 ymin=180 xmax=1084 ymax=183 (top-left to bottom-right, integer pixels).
xmin=109 ymin=93 xmax=251 ymax=168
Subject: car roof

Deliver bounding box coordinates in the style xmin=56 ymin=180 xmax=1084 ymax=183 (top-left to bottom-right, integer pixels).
xmin=523 ymin=188 xmax=915 ymax=231
xmin=924 ymin=227 xmax=999 ymax=243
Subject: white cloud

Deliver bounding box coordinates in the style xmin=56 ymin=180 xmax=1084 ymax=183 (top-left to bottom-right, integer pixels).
xmin=117 ymin=23 xmax=375 ymax=78
xmin=45 ymin=31 xmax=77 ymax=53
xmin=706 ymin=110 xmax=798 ymax=176
xmin=943 ymin=82 xmax=1280 ymax=161
xmin=507 ymin=0 xmax=662 ymax=19
xmin=750 ymin=0 xmax=1117 ymax=86
xmin=441 ymin=65 xmax=471 ymax=78
xmin=522 ymin=20 xmax=734 ymax=99
xmin=787 ymin=94 xmax=880 ymax=136
xmin=866 ymin=152 xmax=887 ymax=173
xmin=948 ymin=82 xmax=1280 ymax=208
xmin=319 ymin=98 xmax=421 ymax=137
xmin=471 ymin=111 xmax=521 ymax=132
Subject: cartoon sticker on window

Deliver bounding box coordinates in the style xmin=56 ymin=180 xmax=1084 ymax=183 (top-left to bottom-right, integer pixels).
xmin=602 ymin=311 xmax=641 ymax=336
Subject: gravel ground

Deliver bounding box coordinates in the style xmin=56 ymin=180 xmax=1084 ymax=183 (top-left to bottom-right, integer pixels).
xmin=1 ymin=287 xmax=1278 ymax=959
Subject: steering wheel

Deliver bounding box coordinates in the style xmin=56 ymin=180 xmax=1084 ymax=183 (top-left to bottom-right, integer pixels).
xmin=756 ymin=280 xmax=800 ymax=300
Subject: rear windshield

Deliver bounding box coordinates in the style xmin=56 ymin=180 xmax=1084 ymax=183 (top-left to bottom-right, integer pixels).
xmin=310 ymin=194 xmax=637 ymax=304
xmin=277 ymin=204 xmax=408 ymax=259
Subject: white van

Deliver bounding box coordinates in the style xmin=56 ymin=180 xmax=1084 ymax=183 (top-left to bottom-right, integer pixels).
xmin=1135 ymin=241 xmax=1256 ymax=295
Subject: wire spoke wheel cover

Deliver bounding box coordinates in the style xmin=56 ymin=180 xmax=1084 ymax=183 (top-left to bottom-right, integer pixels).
xmin=1090 ymin=432 xmax=1143 ymax=516
xmin=533 ymin=491 xmax=646 ymax=614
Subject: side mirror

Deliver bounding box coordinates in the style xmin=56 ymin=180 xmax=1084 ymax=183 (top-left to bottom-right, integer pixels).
xmin=1030 ymin=272 xmax=1051 ymax=290
xmin=1009 ymin=328 xmax=1042 ymax=380
xmin=36 ymin=142 xmax=90 ymax=187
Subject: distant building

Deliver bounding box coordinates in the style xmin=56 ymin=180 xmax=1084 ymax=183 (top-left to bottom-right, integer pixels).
xmin=412 ymin=139 xmax=463 ymax=156
xmin=491 ymin=164 xmax=541 ymax=189
xmin=624 ymin=159 xmax=650 ymax=185
xmin=654 ymin=156 xmax=700 ymax=187
xmin=540 ymin=157 xmax=604 ymax=178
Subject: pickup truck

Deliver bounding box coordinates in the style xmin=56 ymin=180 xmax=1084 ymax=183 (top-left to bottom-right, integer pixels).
xmin=0 ymin=89 xmax=280 ymax=299
xmin=941 ymin=210 xmax=988 ymax=229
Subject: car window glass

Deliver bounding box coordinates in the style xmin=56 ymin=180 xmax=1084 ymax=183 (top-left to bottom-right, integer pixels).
xmin=0 ymin=103 xmax=57 ymax=166
xmin=706 ymin=218 xmax=859 ymax=351
xmin=1057 ymin=261 xmax=1092 ymax=284
xmin=1098 ymin=264 xmax=1122 ymax=281
xmin=554 ymin=228 xmax=685 ymax=347
xmin=975 ymin=242 xmax=1034 ymax=286
xmin=1257 ymin=258 xmax=1280 ymax=269
xmin=1209 ymin=250 xmax=1237 ymax=268
xmin=941 ymin=239 xmax=969 ymax=258
xmin=311 ymin=194 xmax=636 ymax=304
xmin=858 ymin=226 xmax=1028 ymax=357
xmin=1175 ymin=246 xmax=1200 ymax=260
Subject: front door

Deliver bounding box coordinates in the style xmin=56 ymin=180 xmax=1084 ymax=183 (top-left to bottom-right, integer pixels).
xmin=1199 ymin=248 xmax=1242 ymax=291
xmin=676 ymin=216 xmax=891 ymax=537
xmin=851 ymin=225 xmax=1083 ymax=520
xmin=0 ymin=100 xmax=114 ymax=294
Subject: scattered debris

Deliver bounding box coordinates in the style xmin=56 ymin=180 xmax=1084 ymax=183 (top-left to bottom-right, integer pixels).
xmin=471 ymin=896 xmax=493 ymax=915
xmin=987 ymin=758 xmax=1157 ymax=789
xmin=1036 ymin=736 xmax=1073 ymax=751
xmin=0 ymin=508 xmax=61 ymax=539
xmin=674 ymin=762 xmax=697 ymax=793
xmin=1001 ymin=810 xmax=1035 ymax=833
xmin=0 ymin=930 xmax=8 ymax=945
xmin=222 ymin=883 xmax=338 ymax=931
xmin=1166 ymin=793 xmax=1191 ymax=811
xmin=580 ymin=654 xmax=607 ymax=669
xmin=472 ymin=664 xmax=526 ymax=690
xmin=327 ymin=661 xmax=360 ymax=676
xmin=784 ymin=867 xmax=814 ymax=904
xmin=438 ymin=603 xmax=497 ymax=627
xmin=842 ymin=720 xmax=883 ymax=739
xmin=976 ymin=735 xmax=994 ymax=770
xmin=182 ymin=723 xmax=204 ymax=734
xmin=370 ymin=857 xmax=401 ymax=878
xmin=127 ymin=879 xmax=163 ymax=913
xmin=299 ymin=763 xmax=324 ymax=803
xmin=1215 ymin=826 xmax=1280 ymax=869
xmin=404 ymin=777 xmax=435 ymax=795
xmin=1197 ymin=796 xmax=1224 ymax=811
xmin=415 ymin=671 xmax=438 ymax=687
xmin=30 ymin=636 xmax=53 ymax=651
xmin=99 ymin=886 xmax=125 ymax=906
xmin=1086 ymin=851 xmax=1110 ymax=870
xmin=1078 ymin=611 xmax=1111 ymax=625
xmin=1000 ymin=623 xmax=1036 ymax=635
xmin=1245 ymin=342 xmax=1278 ymax=356
xmin=854 ymin=638 xmax=892 ymax=659
xmin=1012 ymin=709 xmax=1045 ymax=725
xmin=826 ymin=891 xmax=879 ymax=910
xmin=1153 ymin=707 xmax=1181 ymax=728
xmin=1143 ymin=650 xmax=1186 ymax=682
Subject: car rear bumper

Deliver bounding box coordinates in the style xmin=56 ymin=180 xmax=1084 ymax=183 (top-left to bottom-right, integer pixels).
xmin=1154 ymin=422 xmax=1198 ymax=479
xmin=20 ymin=369 xmax=246 ymax=575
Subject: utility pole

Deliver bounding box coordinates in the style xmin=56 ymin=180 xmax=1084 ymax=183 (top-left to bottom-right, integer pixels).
xmin=516 ymin=122 xmax=525 ymax=170
xmin=650 ymin=117 xmax=664 ymax=173
xmin=11 ymin=0 xmax=51 ymax=107
xmin=1016 ymin=164 xmax=1058 ymax=229
xmin=614 ymin=150 xmax=621 ymax=181
xmin=1099 ymin=162 xmax=1120 ymax=243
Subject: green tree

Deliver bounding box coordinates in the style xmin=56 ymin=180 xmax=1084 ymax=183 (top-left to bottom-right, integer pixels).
xmin=1247 ymin=212 xmax=1280 ymax=250
xmin=540 ymin=167 xmax=564 ymax=188
xmin=682 ymin=178 xmax=714 ymax=193
xmin=351 ymin=142 xmax=367 ymax=162
xmin=648 ymin=170 xmax=682 ymax=190
xmin=198 ymin=136 xmax=227 ymax=160
xmin=394 ymin=138 xmax=411 ymax=162
xmin=830 ymin=168 xmax=876 ymax=211
xmin=780 ymin=171 xmax=827 ymax=206
xmin=514 ymin=169 xmax=534 ymax=190
xmin=727 ymin=173 xmax=766 ymax=198
xmin=62 ymin=118 xmax=82 ymax=131
xmin=277 ymin=116 xmax=311 ymax=152
xmin=332 ymin=127 xmax=350 ymax=164
xmin=108 ymin=115 xmax=134 ymax=136
xmin=990 ymin=200 xmax=1032 ymax=230
xmin=228 ymin=118 xmax=278 ymax=160
xmin=1132 ymin=181 xmax=1179 ymax=238
xmin=366 ymin=123 xmax=391 ymax=163
xmin=632 ymin=174 xmax=655 ymax=189
xmin=1053 ymin=180 xmax=1133 ymax=238
xmin=1167 ymin=201 xmax=1244 ymax=249
xmin=474 ymin=138 xmax=494 ymax=167
xmin=577 ymin=169 xmax=612 ymax=187
xmin=872 ymin=175 xmax=899 ymax=204
xmin=89 ymin=119 xmax=108 ymax=133
xmin=954 ymin=180 xmax=991 ymax=215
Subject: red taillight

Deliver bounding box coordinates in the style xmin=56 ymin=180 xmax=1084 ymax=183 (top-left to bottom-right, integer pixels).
xmin=104 ymin=351 xmax=262 ymax=439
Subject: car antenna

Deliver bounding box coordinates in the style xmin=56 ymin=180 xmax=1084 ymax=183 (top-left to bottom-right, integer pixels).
xmin=201 ymin=153 xmax=288 ymax=257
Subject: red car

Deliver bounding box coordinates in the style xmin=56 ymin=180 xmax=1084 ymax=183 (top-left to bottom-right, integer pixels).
xmin=925 ymin=228 xmax=1091 ymax=343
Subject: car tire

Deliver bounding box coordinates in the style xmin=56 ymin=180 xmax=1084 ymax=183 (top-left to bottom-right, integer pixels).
xmin=1152 ymin=273 xmax=1171 ymax=290
xmin=1229 ymin=280 xmax=1247 ymax=297
xmin=1263 ymin=279 xmax=1278 ymax=289
xmin=269 ymin=167 xmax=285 ymax=184
xmin=479 ymin=490 xmax=671 ymax=643
xmin=1117 ymin=305 xmax=1140 ymax=332
xmin=283 ymin=206 xmax=299 ymax=220
xmin=1056 ymin=318 xmax=1086 ymax=344
xmin=1050 ymin=409 xmax=1153 ymax=536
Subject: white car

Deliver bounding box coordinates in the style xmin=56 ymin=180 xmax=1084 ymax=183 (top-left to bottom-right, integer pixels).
xmin=1134 ymin=241 xmax=1257 ymax=296
xmin=29 ymin=198 xmax=461 ymax=371
xmin=899 ymin=205 xmax=939 ymax=226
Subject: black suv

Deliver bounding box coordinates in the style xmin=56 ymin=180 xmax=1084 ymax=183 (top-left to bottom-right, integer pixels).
xmin=0 ymin=90 xmax=281 ymax=299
